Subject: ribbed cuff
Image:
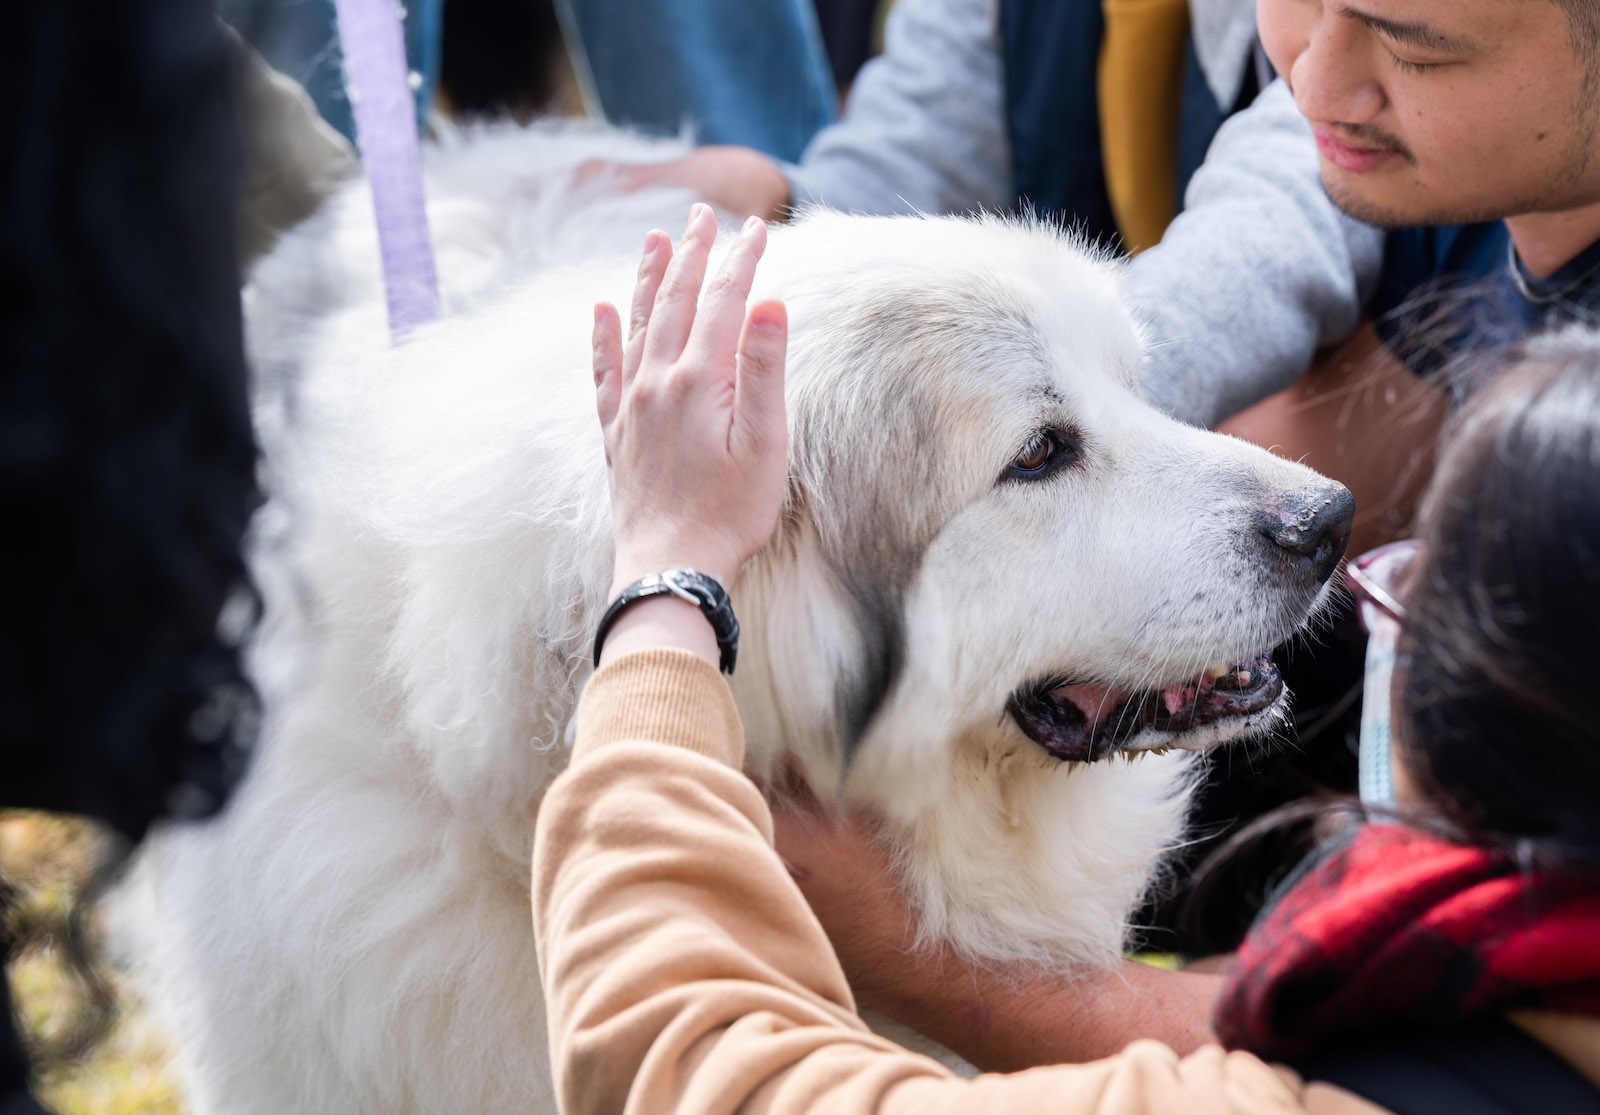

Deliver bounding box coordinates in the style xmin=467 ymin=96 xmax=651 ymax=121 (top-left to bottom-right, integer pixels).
xmin=573 ymin=648 xmax=745 ymax=767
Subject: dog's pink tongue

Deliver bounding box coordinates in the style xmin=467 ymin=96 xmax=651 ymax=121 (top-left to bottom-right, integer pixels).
xmin=1051 ymin=683 xmax=1130 ymax=726
xmin=1159 ymin=681 xmax=1200 ymax=715
xmin=1058 ymin=677 xmax=1228 ymax=722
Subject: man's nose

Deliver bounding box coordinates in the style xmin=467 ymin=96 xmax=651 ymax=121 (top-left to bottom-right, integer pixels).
xmin=1287 ymin=16 xmax=1385 ymax=127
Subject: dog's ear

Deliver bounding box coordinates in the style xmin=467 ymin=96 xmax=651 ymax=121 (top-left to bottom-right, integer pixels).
xmin=835 ymin=577 xmax=907 ymax=775
xmin=774 ymin=473 xmax=810 ymax=549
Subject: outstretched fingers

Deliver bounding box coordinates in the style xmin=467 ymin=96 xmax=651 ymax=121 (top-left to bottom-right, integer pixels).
xmin=733 ymin=299 xmax=787 ymax=452
xmin=641 ymin=203 xmax=717 ymax=370
xmin=621 ymin=229 xmax=671 ymax=388
xmin=592 ymin=302 xmax=624 ymax=431
xmin=684 ymin=216 xmax=769 ymax=376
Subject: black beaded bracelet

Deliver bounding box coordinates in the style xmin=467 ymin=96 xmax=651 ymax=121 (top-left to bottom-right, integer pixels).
xmin=592 ymin=568 xmax=740 ymax=675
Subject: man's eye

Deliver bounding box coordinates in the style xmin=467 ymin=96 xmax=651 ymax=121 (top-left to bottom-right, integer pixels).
xmin=1387 ymin=51 xmax=1443 ymax=74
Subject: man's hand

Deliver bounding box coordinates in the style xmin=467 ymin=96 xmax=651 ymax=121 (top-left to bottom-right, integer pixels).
xmin=770 ymin=780 xmax=1223 ymax=1069
xmin=580 ymin=147 xmax=793 ymax=223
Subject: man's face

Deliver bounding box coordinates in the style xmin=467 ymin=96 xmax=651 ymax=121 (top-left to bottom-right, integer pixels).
xmin=1258 ymin=0 xmax=1600 ymax=227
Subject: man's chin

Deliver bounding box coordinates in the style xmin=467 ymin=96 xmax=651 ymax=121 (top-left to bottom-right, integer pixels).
xmin=1319 ymin=172 xmax=1554 ymax=231
xmin=1319 ymin=175 xmax=1436 ymax=230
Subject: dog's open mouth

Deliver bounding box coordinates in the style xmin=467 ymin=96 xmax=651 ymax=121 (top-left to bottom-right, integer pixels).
xmin=1007 ymin=655 xmax=1283 ymax=763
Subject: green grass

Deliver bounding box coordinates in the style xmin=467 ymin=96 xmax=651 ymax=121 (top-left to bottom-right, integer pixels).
xmin=2 ymin=812 xmax=185 ymax=1115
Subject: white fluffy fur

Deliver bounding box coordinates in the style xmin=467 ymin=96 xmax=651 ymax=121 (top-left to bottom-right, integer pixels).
xmin=121 ymin=125 xmax=1342 ymax=1113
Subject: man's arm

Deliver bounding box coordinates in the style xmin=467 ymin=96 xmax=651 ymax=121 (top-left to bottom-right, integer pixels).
xmin=625 ymin=0 xmax=1009 ymax=221
xmin=770 ymin=788 xmax=1221 ymax=1071
xmin=782 ymin=0 xmax=1010 ymax=215
xmin=1126 ymin=80 xmax=1387 ymax=430
xmin=1219 ymin=321 xmax=1450 ymax=554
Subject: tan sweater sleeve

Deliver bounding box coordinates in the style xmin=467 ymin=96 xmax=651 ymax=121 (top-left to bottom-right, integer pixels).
xmin=532 ymin=648 xmax=1388 ymax=1115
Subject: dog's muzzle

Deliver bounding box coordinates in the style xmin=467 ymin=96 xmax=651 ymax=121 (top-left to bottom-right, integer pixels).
xmin=1007 ymin=655 xmax=1283 ymax=762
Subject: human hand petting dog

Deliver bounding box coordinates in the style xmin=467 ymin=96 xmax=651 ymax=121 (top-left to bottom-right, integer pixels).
xmin=593 ymin=203 xmax=788 ymax=668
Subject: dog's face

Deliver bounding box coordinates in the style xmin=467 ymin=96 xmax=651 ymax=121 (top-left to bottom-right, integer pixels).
xmin=729 ymin=213 xmax=1351 ymax=964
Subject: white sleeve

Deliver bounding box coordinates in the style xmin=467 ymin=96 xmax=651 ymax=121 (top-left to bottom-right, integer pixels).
xmin=782 ymin=0 xmax=1011 ymax=216
xmin=1125 ymin=80 xmax=1386 ymax=429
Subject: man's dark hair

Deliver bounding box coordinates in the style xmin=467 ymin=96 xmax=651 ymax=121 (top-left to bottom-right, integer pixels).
xmin=1552 ymin=0 xmax=1600 ymax=62
xmin=1 ymin=0 xmax=258 ymax=842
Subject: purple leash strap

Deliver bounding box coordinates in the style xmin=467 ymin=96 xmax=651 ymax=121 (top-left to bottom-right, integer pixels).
xmin=333 ymin=0 xmax=440 ymax=339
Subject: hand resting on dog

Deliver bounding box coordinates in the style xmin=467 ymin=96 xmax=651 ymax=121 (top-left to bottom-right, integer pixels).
xmin=594 ymin=201 xmax=788 ymax=665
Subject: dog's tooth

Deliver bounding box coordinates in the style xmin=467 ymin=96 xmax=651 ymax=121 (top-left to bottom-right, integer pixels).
xmin=1203 ymin=663 xmax=1229 ymax=681
xmin=1234 ymin=669 xmax=1254 ymax=686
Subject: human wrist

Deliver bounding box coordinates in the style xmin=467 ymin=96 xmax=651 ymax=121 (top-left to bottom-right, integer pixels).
xmin=609 ymin=551 xmax=738 ymax=599
xmin=597 ymin=594 xmax=720 ymax=669
xmin=598 ymin=563 xmax=739 ymax=672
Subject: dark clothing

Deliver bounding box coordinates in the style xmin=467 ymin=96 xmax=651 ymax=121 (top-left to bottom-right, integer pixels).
xmin=1000 ymin=0 xmax=1114 ymax=238
xmin=1299 ymin=1020 xmax=1600 ymax=1115
xmin=2 ymin=0 xmax=257 ymax=1107
xmin=999 ymin=0 xmax=1258 ymax=241
xmin=1 ymin=0 xmax=254 ymax=841
xmin=1373 ymin=223 xmax=1600 ymax=390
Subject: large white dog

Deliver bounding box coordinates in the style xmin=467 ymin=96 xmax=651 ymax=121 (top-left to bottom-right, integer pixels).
xmin=125 ymin=126 xmax=1353 ymax=1113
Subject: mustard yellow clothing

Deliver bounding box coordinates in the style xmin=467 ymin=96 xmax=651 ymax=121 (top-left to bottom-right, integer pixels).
xmin=533 ymin=648 xmax=1600 ymax=1115
xmin=1098 ymin=0 xmax=1190 ymax=253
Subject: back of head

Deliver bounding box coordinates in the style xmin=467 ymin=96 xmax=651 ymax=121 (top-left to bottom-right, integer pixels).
xmin=2 ymin=4 xmax=261 ymax=1098
xmin=1398 ymin=328 xmax=1600 ymax=861
xmin=0 ymin=0 xmax=257 ymax=841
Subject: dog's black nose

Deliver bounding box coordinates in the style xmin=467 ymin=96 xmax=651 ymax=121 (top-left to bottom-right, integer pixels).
xmin=1256 ymin=484 xmax=1356 ymax=585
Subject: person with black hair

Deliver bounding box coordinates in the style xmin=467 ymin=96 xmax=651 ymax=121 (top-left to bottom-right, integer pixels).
xmin=1 ymin=0 xmax=260 ymax=1108
xmin=533 ymin=216 xmax=1600 ymax=1114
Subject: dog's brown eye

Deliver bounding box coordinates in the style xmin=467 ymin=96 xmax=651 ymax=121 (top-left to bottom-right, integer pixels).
xmin=1012 ymin=433 xmax=1054 ymax=474
xmin=1001 ymin=425 xmax=1083 ymax=484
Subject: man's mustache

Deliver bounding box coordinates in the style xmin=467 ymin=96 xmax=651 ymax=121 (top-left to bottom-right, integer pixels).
xmin=1331 ymin=121 xmax=1418 ymax=164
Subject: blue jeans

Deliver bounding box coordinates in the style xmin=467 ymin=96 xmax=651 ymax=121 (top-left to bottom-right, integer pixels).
xmin=221 ymin=0 xmax=443 ymax=142
xmin=223 ymin=0 xmax=835 ymax=161
xmin=556 ymin=0 xmax=836 ymax=161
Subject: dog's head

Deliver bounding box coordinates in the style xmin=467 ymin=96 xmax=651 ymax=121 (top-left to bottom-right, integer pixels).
xmin=729 ymin=212 xmax=1351 ymax=964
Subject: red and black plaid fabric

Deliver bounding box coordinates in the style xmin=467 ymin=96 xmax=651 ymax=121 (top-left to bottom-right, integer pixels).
xmin=1214 ymin=824 xmax=1600 ymax=1060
